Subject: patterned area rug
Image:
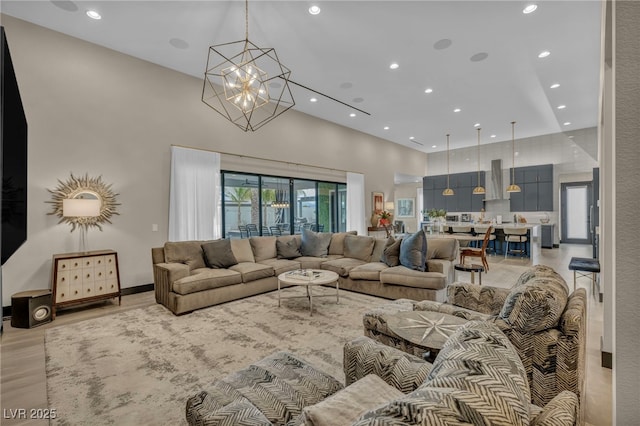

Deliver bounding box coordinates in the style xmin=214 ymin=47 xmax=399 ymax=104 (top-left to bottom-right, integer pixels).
xmin=45 ymin=288 xmax=387 ymax=425
xmin=45 ymin=265 xmax=528 ymax=425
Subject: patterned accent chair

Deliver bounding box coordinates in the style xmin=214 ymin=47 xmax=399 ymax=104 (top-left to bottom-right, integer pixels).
xmin=344 ymin=321 xmax=579 ymax=425
xmin=363 ymin=264 xmax=587 ymax=423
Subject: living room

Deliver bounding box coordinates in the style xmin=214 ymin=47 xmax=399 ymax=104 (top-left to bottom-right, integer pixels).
xmin=1 ymin=1 xmax=639 ymax=424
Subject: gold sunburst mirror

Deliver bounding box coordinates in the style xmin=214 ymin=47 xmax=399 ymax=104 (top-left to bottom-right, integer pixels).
xmin=47 ymin=173 xmax=119 ymax=231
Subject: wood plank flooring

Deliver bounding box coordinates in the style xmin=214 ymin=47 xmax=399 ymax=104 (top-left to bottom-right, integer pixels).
xmin=0 ymin=243 xmax=611 ymax=425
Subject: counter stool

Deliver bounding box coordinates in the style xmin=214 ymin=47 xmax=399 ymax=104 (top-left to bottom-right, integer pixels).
xmin=504 ymin=227 xmax=528 ymax=258
xmin=568 ymin=257 xmax=600 ymax=298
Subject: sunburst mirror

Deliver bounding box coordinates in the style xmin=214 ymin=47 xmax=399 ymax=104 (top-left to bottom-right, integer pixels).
xmin=47 ymin=173 xmax=119 ymax=231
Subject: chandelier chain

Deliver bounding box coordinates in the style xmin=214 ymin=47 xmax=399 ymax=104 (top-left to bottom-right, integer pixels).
xmin=245 ymin=0 xmax=249 ymax=41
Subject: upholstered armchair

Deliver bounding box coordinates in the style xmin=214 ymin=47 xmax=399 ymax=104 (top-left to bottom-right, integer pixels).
xmin=363 ymin=265 xmax=587 ymax=423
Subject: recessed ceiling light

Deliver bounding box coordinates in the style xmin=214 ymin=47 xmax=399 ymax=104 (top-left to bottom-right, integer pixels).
xmin=389 ymin=63 xmax=399 ymax=70
xmin=349 ymin=113 xmax=356 ymax=117
xmin=383 ymin=126 xmax=390 ymax=130
xmin=490 ymin=134 xmax=497 ymax=138
xmin=550 ymin=83 xmax=560 ymax=89
xmin=523 ymin=4 xmax=538 ymax=14
xmin=432 ymin=145 xmax=437 ymax=148
xmin=308 ymin=5 xmax=321 ymax=15
xmin=453 ymin=108 xmax=461 ymax=113
xmin=538 ymin=50 xmax=551 ymax=58
xmin=86 ymin=10 xmax=101 ymax=19
xmin=557 ymin=105 xmax=566 ymax=109
xmin=564 ymin=122 xmax=571 ymax=126
xmin=409 ymin=136 xmax=415 ymax=140
xmin=424 ymin=88 xmax=433 ymax=94
xmin=474 ymin=123 xmax=480 ymax=127
xmin=515 ymin=152 xmax=520 ymax=157
xmin=310 ymin=97 xmax=317 ymax=102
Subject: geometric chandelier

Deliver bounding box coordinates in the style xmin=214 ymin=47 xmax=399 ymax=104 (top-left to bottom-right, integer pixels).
xmin=202 ymin=0 xmax=295 ymax=132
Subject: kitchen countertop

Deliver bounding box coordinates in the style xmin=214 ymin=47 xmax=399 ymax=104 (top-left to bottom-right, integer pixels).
xmin=433 ymin=222 xmax=541 ymax=229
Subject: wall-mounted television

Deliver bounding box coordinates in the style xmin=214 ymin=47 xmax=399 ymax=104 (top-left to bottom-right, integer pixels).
xmin=1 ymin=26 xmax=28 ymax=266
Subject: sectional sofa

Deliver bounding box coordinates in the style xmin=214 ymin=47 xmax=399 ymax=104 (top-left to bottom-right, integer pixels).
xmin=151 ymin=231 xmax=459 ymax=315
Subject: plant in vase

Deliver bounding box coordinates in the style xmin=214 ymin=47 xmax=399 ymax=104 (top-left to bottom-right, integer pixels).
xmin=377 ymin=210 xmax=393 ymax=227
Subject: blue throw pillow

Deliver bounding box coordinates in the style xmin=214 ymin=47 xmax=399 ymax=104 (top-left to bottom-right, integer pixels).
xmin=399 ymin=230 xmax=427 ymax=271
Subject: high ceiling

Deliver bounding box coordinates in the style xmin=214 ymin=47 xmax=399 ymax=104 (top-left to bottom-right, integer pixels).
xmin=1 ymin=1 xmax=603 ymax=153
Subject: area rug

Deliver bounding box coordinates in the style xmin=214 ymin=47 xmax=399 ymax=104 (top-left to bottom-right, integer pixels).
xmin=45 ymin=264 xmax=529 ymax=425
xmin=45 ymin=288 xmax=388 ymax=425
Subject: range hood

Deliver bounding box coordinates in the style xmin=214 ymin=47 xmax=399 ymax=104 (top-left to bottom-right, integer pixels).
xmin=484 ymin=159 xmax=504 ymax=200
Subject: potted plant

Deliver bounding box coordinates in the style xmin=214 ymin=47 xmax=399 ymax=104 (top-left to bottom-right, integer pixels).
xmin=378 ymin=210 xmax=393 ymax=227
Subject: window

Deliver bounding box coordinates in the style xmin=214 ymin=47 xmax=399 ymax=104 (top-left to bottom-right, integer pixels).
xmin=222 ymin=172 xmax=345 ymax=238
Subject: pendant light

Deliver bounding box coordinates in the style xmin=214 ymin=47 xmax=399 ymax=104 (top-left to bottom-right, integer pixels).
xmin=506 ymin=121 xmax=522 ymax=193
xmin=472 ymin=127 xmax=486 ymax=195
xmin=443 ymin=134 xmax=454 ymax=196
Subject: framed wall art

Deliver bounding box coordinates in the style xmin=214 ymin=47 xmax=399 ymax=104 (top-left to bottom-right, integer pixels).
xmin=372 ymin=192 xmax=384 ymax=212
xmin=397 ymin=198 xmax=415 ymax=218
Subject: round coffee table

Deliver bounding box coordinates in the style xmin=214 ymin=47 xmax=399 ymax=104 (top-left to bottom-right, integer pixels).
xmin=454 ymin=263 xmax=485 ymax=284
xmin=385 ymin=310 xmax=468 ymax=362
xmin=277 ymin=269 xmax=339 ymax=316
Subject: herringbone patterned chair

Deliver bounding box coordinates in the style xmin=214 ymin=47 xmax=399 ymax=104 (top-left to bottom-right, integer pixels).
xmin=363 ymin=264 xmax=587 ymax=424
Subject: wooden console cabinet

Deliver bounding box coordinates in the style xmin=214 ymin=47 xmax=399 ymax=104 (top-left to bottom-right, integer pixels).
xmin=51 ymin=249 xmax=121 ymax=318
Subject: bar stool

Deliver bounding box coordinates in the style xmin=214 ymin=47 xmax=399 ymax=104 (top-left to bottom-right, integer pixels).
xmin=504 ymin=227 xmax=528 ymax=258
xmin=472 ymin=225 xmax=496 ymax=252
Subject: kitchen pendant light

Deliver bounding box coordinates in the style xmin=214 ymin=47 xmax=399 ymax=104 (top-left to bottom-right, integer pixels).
xmin=473 ymin=127 xmax=486 ymax=195
xmin=443 ymin=134 xmax=455 ymax=196
xmin=506 ymin=121 xmax=522 ymax=193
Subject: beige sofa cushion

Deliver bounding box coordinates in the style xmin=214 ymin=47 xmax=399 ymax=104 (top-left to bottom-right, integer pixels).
xmin=380 ymin=266 xmax=447 ymax=290
xmin=164 ymin=241 xmax=206 ymax=270
xmin=328 ymin=231 xmax=358 ymax=255
xmin=258 ymin=258 xmax=301 ymax=276
xmin=249 ymin=236 xmax=277 ymax=262
xmin=349 ymin=262 xmax=389 ymax=281
xmin=296 ymin=256 xmax=332 ymax=270
xmin=427 ymin=238 xmax=458 ymax=261
xmin=230 ymin=238 xmax=255 ymax=263
xmin=371 ymin=238 xmax=387 ymax=264
xmin=344 ymin=235 xmax=375 ymax=262
xmin=229 ymin=262 xmax=274 ymax=283
xmin=302 ymin=374 xmax=403 ymax=426
xmin=172 ymin=268 xmax=242 ymax=295
xmin=322 ymin=258 xmax=367 ymax=277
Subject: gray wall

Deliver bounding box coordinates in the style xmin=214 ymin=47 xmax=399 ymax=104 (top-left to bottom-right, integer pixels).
xmin=613 ymin=0 xmax=640 ymax=421
xmin=0 ymin=15 xmax=427 ymax=306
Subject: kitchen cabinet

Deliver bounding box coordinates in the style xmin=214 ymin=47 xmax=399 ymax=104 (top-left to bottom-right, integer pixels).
xmin=423 ymin=171 xmax=485 ymax=212
xmin=509 ymin=164 xmax=553 ymax=212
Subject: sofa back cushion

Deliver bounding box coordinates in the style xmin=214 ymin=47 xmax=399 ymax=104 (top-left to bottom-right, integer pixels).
xmin=301 ymin=228 xmax=332 ymax=257
xmin=399 ymin=231 xmax=427 ymax=271
xmin=328 ymin=231 xmax=358 ymax=255
xmin=426 ymin=238 xmax=458 ymax=261
xmin=164 ymin=241 xmax=206 ymax=270
xmin=249 ymin=236 xmax=277 ymax=262
xmin=371 ymin=238 xmax=387 ymax=264
xmin=201 ymin=240 xmax=238 ymax=269
xmin=344 ymin=235 xmax=375 ymax=262
xmin=380 ymin=236 xmax=401 ymax=267
xmin=230 ymin=239 xmax=255 ymax=263
xmin=499 ymin=274 xmax=569 ymax=333
xmin=514 ymin=264 xmax=569 ymax=291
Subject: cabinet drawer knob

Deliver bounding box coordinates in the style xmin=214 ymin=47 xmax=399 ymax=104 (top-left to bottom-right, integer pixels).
xmin=61 ymin=293 xmax=65 ymax=297
xmin=74 ymin=290 xmax=78 ymax=295
xmin=86 ymin=274 xmax=91 ymax=278
xmin=61 ymin=277 xmax=65 ymax=282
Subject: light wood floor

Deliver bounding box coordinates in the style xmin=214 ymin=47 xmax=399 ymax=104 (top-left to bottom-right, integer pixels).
xmin=0 ymin=242 xmax=611 ymax=425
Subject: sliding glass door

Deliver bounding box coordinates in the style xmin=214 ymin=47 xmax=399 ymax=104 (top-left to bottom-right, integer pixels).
xmin=221 ymin=172 xmax=345 ymax=238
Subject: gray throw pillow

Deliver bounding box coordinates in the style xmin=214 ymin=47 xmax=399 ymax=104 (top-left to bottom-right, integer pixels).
xmin=276 ymin=238 xmax=302 ymax=259
xmin=380 ymin=236 xmax=402 ymax=267
xmin=201 ymin=240 xmax=238 ymax=269
xmin=399 ymin=230 xmax=427 ymax=271
xmin=300 ymin=228 xmax=332 ymax=257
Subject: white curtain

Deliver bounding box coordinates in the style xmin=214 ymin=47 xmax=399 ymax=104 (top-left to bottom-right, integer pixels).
xmin=169 ymin=146 xmax=221 ymax=241
xmin=346 ymin=172 xmax=366 ymax=236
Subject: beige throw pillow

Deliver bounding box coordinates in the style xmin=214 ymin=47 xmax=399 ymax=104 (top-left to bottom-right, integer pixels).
xmin=302 ymin=374 xmax=403 ymax=426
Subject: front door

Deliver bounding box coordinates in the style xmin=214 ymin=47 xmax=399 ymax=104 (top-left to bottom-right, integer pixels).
xmin=560 ymin=181 xmax=593 ymax=244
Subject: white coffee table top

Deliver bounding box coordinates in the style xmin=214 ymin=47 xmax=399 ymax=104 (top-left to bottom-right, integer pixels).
xmin=278 ymin=269 xmax=339 ymax=286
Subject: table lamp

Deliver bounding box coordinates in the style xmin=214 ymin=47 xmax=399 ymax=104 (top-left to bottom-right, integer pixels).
xmin=63 ymin=198 xmax=101 ymax=252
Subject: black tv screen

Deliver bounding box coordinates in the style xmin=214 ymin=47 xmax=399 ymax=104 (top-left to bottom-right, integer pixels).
xmin=1 ymin=26 xmax=28 ymax=265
